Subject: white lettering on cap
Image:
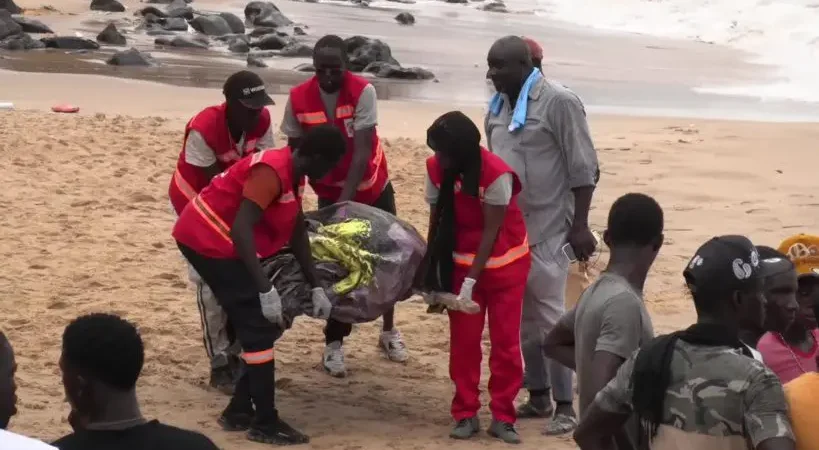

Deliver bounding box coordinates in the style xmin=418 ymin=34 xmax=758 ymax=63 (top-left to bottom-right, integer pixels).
xmin=241 ymin=85 xmax=266 ymax=96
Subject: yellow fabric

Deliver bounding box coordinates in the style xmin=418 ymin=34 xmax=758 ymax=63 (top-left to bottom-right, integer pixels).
xmin=310 ymin=219 xmax=378 ymax=295
xmin=778 ymin=234 xmax=819 ymax=277
xmin=784 ymin=373 xmax=819 ymax=450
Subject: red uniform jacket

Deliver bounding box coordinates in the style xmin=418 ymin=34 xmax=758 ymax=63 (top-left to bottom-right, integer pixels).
xmin=168 ymin=103 xmax=272 ymax=215
xmin=173 ymin=147 xmax=304 ymax=259
xmin=288 ymin=72 xmax=388 ymax=205
xmin=426 ymin=148 xmax=529 ymax=281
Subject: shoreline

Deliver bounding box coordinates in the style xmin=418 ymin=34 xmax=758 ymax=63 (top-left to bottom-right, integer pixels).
xmin=4 ymin=68 xmax=819 ymax=125
xmin=2 ymin=0 xmax=819 ymax=121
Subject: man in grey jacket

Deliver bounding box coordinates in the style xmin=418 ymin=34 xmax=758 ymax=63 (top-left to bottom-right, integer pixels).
xmin=485 ymin=35 xmax=599 ymax=435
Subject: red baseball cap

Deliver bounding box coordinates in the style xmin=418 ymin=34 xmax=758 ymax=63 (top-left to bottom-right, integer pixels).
xmin=522 ymin=36 xmax=543 ymax=60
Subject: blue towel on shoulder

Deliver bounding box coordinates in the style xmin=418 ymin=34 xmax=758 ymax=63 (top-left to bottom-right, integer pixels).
xmin=488 ymin=68 xmax=542 ymax=132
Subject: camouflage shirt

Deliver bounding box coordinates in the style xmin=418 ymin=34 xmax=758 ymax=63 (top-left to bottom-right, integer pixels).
xmin=593 ymin=340 xmax=794 ymax=450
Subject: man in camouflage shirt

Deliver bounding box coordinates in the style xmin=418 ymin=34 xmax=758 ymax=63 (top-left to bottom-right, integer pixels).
xmin=574 ymin=235 xmax=795 ymax=450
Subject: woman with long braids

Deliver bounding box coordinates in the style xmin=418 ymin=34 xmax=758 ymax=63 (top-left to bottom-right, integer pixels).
xmin=418 ymin=111 xmax=531 ymax=444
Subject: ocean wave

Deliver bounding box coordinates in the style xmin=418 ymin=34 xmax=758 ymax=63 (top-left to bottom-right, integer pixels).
xmin=533 ymin=0 xmax=819 ymax=103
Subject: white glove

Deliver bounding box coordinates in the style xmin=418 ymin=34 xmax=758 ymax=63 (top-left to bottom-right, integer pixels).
xmin=259 ymin=286 xmax=285 ymax=327
xmin=311 ymin=287 xmax=333 ymax=319
xmin=457 ymin=278 xmax=477 ymax=302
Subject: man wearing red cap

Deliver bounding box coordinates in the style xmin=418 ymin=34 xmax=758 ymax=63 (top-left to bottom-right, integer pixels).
xmin=486 ymin=36 xmax=599 ymax=435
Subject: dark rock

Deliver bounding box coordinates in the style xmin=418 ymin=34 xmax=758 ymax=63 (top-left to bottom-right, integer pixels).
xmin=0 ymin=9 xmax=22 ymax=40
xmin=479 ymin=1 xmax=507 ymax=12
xmin=165 ymin=0 xmax=193 ymax=18
xmin=293 ymin=25 xmax=305 ymax=35
xmin=219 ymin=12 xmax=244 ymax=33
xmin=244 ymin=1 xmax=292 ymax=28
xmin=96 ymin=23 xmax=126 ymax=45
xmin=0 ymin=0 xmax=22 ymax=14
xmin=107 ymin=47 xmax=156 ymax=65
xmin=252 ymin=33 xmax=289 ymax=50
xmin=166 ymin=8 xmax=193 ymax=19
xmin=41 ymin=36 xmax=100 ymax=50
xmin=228 ymin=36 xmax=249 ymax=53
xmin=278 ymin=41 xmax=310 ymax=57
xmin=444 ymin=0 xmax=467 ymax=3
xmin=189 ymin=15 xmax=232 ymax=36
xmin=142 ymin=13 xmax=161 ymax=24
xmin=159 ymin=16 xmax=187 ymax=31
xmin=155 ymin=35 xmax=208 ymax=48
xmin=11 ymin=16 xmax=54 ymax=33
xmin=247 ymin=55 xmax=266 ymax=67
xmin=214 ymin=33 xmax=247 ymax=42
xmin=144 ymin=0 xmax=191 ymax=3
xmin=363 ymin=61 xmax=435 ymax=80
xmin=104 ymin=48 xmax=149 ymax=64
xmin=344 ymin=36 xmax=399 ymax=72
xmin=394 ymin=12 xmax=414 ymax=25
xmin=293 ymin=62 xmax=314 ymax=72
xmin=248 ymin=49 xmax=275 ymax=57
xmin=248 ymin=26 xmax=275 ymax=37
xmin=0 ymin=32 xmax=45 ymax=50
xmin=90 ymin=0 xmax=125 ymax=12
xmin=138 ymin=6 xmax=166 ymax=17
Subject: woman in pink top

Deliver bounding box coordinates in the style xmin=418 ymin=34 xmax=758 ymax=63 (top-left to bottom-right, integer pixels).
xmin=756 ymin=246 xmax=818 ymax=383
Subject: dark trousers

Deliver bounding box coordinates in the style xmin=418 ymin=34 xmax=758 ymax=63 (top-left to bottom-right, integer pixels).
xmin=178 ymin=243 xmax=283 ymax=424
xmin=318 ymin=182 xmax=397 ymax=344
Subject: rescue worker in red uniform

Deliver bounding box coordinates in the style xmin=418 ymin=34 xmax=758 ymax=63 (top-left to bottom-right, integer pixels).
xmin=168 ymin=71 xmax=276 ymax=394
xmin=419 ymin=111 xmax=531 ymax=444
xmin=173 ymin=124 xmax=346 ymax=446
xmin=281 ymin=34 xmax=407 ymax=377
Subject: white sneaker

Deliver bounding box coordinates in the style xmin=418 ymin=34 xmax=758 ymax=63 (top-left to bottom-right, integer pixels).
xmin=379 ymin=329 xmax=408 ymax=362
xmin=323 ymin=341 xmax=347 ymax=378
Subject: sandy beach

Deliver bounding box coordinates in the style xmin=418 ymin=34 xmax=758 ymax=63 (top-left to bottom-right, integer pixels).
xmin=2 ymin=0 xmax=819 ymax=446
xmin=0 ymin=67 xmax=818 ymax=449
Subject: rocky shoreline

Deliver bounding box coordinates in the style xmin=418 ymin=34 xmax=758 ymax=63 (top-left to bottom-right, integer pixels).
xmin=0 ymin=0 xmax=444 ymax=80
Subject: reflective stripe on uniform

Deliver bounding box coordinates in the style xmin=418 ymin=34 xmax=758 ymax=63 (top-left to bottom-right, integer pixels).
xmin=335 ymin=104 xmax=354 ymax=119
xmin=453 ymin=237 xmax=530 ymax=270
xmin=193 ymin=196 xmax=233 ymax=244
xmin=173 ymin=169 xmax=198 ymax=200
xmin=295 ymin=111 xmax=328 ymax=125
xmin=242 ymin=347 xmax=275 ymax=364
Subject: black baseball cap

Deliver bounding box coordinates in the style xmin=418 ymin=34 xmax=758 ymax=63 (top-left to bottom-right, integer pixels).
xmin=755 ymin=245 xmax=795 ymax=278
xmin=223 ymin=70 xmax=274 ymax=109
xmin=683 ymin=235 xmax=761 ymax=296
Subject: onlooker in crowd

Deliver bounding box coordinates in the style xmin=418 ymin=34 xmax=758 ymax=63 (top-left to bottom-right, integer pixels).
xmin=485 ymin=35 xmax=599 ymax=435
xmin=545 ymin=192 xmax=663 ymax=447
xmin=575 ymin=236 xmax=795 ymax=450
xmin=782 ymin=269 xmax=819 ymax=450
xmin=52 ymin=314 xmax=220 ymax=450
xmin=0 ymin=331 xmax=56 ymax=449
xmin=754 ymin=246 xmax=816 ymax=383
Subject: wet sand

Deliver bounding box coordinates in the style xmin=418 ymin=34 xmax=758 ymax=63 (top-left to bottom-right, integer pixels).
xmin=3 ymin=0 xmax=819 ymax=119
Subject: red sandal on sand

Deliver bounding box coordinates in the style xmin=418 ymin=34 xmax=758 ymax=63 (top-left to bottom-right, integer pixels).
xmin=51 ymin=104 xmax=80 ymax=113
